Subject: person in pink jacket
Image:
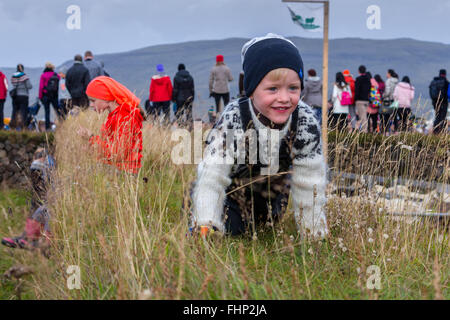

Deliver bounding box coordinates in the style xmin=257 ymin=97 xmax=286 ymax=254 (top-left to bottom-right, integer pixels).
xmin=393 ymin=76 xmax=414 ymax=132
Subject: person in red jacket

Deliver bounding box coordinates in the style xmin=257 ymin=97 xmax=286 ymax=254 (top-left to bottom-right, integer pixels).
xmin=149 ymin=64 xmax=173 ymax=124
xmin=0 ymin=70 xmax=8 ymax=129
xmin=343 ymin=69 xmax=356 ymax=131
xmin=78 ymin=76 xmax=144 ymax=174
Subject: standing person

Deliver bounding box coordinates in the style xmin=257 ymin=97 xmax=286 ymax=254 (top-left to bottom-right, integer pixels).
xmin=301 ymin=69 xmax=322 ymax=125
xmin=84 ymin=50 xmax=106 ymax=80
xmin=380 ymin=69 xmax=399 ymax=134
xmin=209 ymin=54 xmax=233 ymax=114
xmin=330 ymin=72 xmax=351 ymax=131
xmin=39 ymin=62 xmax=61 ymax=130
xmin=149 ymin=64 xmax=173 ymax=124
xmin=367 ymin=72 xmax=381 ymax=133
xmin=354 ymin=65 xmax=371 ymax=132
xmin=58 ymin=67 xmax=72 ymax=117
xmin=10 ymin=64 xmax=32 ymax=130
xmin=189 ymin=34 xmax=328 ymax=239
xmin=429 ymin=69 xmax=449 ymax=134
xmin=78 ymin=76 xmax=144 ymax=174
xmin=374 ymin=75 xmax=385 ymax=96
xmin=66 ymin=54 xmax=91 ymax=109
xmin=0 ymin=70 xmax=8 ymax=129
xmin=343 ymin=69 xmax=356 ymax=131
xmin=393 ymin=76 xmax=415 ymax=132
xmin=172 ymin=63 xmax=195 ymax=127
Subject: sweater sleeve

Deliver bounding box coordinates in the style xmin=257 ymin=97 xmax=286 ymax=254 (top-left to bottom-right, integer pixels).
xmin=191 ymin=106 xmax=240 ymax=231
xmin=291 ymin=103 xmax=328 ymax=239
xmin=209 ymin=69 xmax=214 ymax=93
xmin=39 ymin=75 xmax=44 ymax=99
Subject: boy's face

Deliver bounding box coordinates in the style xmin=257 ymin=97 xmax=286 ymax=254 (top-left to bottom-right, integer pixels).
xmin=250 ymin=69 xmax=301 ymax=124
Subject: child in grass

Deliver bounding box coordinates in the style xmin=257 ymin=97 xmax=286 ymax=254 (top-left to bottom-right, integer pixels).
xmin=77 ymin=76 xmax=144 ymax=174
xmin=1 ymin=148 xmax=55 ymax=249
xmin=190 ymin=34 xmax=328 ymax=239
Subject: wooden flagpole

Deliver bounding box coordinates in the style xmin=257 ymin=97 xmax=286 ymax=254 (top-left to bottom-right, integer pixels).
xmin=282 ymin=0 xmax=329 ymax=162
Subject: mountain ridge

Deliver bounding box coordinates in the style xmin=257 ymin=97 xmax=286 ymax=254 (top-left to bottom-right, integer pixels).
xmin=2 ymin=36 xmax=449 ymax=121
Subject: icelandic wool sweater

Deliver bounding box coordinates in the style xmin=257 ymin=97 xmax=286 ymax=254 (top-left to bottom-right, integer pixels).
xmin=11 ymin=72 xmax=32 ymax=97
xmin=191 ymin=98 xmax=328 ymax=238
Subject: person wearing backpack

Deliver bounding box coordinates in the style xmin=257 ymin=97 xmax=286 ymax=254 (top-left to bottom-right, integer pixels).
xmin=429 ymin=69 xmax=449 ymax=134
xmin=343 ymin=69 xmax=356 ymax=131
xmin=0 ymin=70 xmax=8 ymax=130
xmin=172 ymin=63 xmax=195 ymax=128
xmin=380 ymin=69 xmax=399 ymax=134
xmin=10 ymin=64 xmax=33 ymax=130
xmin=39 ymin=62 xmax=61 ymax=130
xmin=330 ymin=72 xmax=351 ymax=131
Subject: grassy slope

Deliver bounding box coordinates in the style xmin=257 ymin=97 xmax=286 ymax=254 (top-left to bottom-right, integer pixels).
xmin=0 ymin=112 xmax=448 ymax=300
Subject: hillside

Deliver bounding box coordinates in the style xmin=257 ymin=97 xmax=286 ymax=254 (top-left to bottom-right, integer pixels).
xmin=1 ymin=37 xmax=449 ymax=121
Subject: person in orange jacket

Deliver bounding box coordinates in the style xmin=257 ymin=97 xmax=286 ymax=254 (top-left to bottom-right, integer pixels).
xmin=78 ymin=76 xmax=144 ymax=174
xmin=149 ymin=64 xmax=173 ymax=124
xmin=343 ymin=69 xmax=356 ymax=131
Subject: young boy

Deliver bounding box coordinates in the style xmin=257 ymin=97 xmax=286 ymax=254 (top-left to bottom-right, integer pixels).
xmin=190 ymin=34 xmax=328 ymax=239
xmin=1 ymin=148 xmax=55 ymax=249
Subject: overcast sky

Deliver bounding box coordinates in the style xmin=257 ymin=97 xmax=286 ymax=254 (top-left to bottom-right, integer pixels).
xmin=1 ymin=0 xmax=449 ymax=68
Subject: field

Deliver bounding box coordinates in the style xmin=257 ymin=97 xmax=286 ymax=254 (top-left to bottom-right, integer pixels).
xmin=0 ymin=111 xmax=448 ymax=300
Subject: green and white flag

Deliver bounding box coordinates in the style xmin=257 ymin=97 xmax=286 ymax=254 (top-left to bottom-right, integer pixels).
xmin=287 ymin=4 xmax=323 ymax=32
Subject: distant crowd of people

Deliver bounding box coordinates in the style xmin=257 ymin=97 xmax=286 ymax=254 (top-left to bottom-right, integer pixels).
xmin=0 ymin=51 xmax=109 ymax=131
xmin=0 ymin=50 xmax=448 ymax=135
xmin=302 ymin=66 xmax=449 ymax=135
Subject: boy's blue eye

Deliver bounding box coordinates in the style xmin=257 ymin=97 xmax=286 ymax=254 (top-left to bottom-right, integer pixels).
xmin=268 ymin=87 xmax=277 ymax=91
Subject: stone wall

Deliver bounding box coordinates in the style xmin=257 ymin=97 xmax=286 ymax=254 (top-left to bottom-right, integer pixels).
xmin=0 ymin=132 xmax=53 ymax=189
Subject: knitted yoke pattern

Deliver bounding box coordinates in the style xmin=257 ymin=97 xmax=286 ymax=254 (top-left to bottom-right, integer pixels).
xmin=191 ymin=98 xmax=328 ymax=238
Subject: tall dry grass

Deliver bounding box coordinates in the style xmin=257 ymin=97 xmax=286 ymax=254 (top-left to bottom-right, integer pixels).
xmin=7 ymin=109 xmax=449 ymax=300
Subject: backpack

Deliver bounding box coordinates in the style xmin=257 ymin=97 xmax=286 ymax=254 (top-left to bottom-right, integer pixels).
xmin=44 ymin=73 xmax=59 ymax=96
xmin=429 ymin=78 xmax=446 ymax=100
xmin=340 ymin=91 xmax=352 ymax=106
xmin=369 ymin=87 xmax=381 ymax=108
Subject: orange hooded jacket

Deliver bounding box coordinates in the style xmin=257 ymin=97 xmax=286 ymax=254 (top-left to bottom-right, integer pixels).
xmin=86 ymin=76 xmax=143 ymax=174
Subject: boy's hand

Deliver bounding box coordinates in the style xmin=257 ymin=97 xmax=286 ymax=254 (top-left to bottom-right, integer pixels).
xmin=197 ymin=225 xmax=222 ymax=239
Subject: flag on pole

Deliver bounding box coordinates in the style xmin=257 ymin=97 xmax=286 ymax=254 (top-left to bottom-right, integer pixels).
xmin=287 ymin=4 xmax=323 ymax=32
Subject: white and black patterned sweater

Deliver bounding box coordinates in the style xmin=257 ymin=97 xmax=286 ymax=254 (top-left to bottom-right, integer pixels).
xmin=191 ymin=98 xmax=328 ymax=238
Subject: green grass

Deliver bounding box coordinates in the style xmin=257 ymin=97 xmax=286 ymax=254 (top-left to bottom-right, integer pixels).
xmin=0 ymin=189 xmax=35 ymax=300
xmin=0 ymin=113 xmax=448 ymax=300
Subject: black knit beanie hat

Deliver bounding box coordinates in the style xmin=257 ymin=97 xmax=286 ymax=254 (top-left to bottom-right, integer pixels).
xmin=241 ymin=33 xmax=304 ymax=97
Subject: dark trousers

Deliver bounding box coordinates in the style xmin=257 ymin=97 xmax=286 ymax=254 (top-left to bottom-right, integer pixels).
xmin=379 ymin=113 xmax=393 ymax=133
xmin=433 ymin=99 xmax=448 ymax=134
xmin=59 ymin=99 xmax=72 ymax=117
xmin=395 ymin=108 xmax=411 ymax=132
xmin=71 ymin=96 xmax=89 ymax=109
xmin=224 ymin=191 xmax=288 ymax=236
xmin=367 ymin=113 xmax=378 ymax=133
xmin=330 ymin=113 xmax=347 ymax=131
xmin=213 ymin=92 xmax=230 ymax=113
xmin=41 ymin=95 xmax=61 ymax=130
xmin=175 ymin=99 xmax=193 ymax=128
xmin=0 ymin=99 xmax=4 ymax=129
xmin=11 ymin=95 xmax=28 ymax=129
xmin=153 ymin=101 xmax=171 ymax=124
